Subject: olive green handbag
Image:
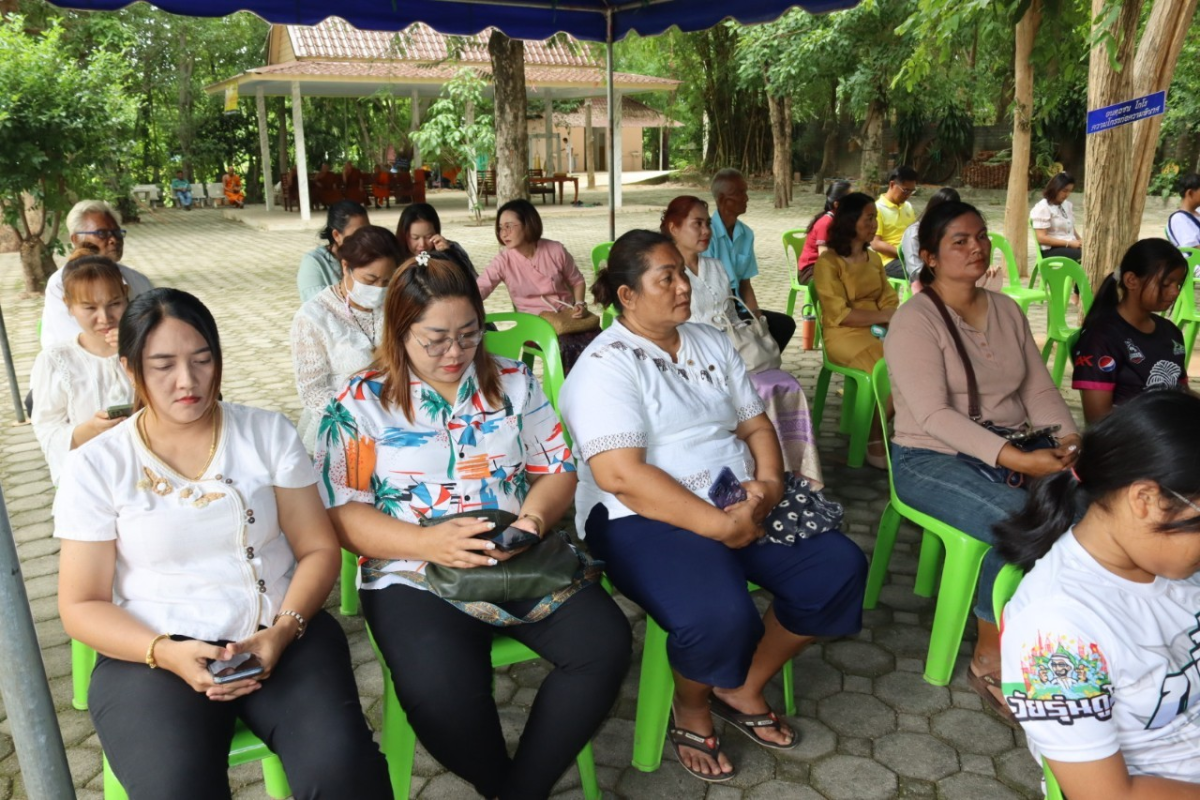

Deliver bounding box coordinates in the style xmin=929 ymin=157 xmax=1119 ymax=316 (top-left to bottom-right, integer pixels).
xmin=422 ymin=510 xmax=584 ymax=604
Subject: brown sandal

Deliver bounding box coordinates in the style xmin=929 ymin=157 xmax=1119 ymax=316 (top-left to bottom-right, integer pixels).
xmin=667 ymin=712 xmax=736 ymax=783
xmin=967 ymin=668 xmax=1018 ymax=727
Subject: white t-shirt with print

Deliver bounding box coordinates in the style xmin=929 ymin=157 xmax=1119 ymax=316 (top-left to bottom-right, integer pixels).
xmin=1001 ymin=530 xmax=1200 ymax=781
xmin=1029 ymin=198 xmax=1077 ymax=251
xmin=53 ymin=403 xmax=317 ymax=643
xmin=559 ymin=321 xmax=765 ymax=536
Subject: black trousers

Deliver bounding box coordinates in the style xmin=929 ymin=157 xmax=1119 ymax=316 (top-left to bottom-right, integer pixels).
xmin=760 ymin=309 xmax=797 ymax=352
xmin=89 ymin=611 xmax=392 ymax=800
xmin=1041 ymin=246 xmax=1082 ymax=262
xmin=362 ymin=582 xmax=631 ymax=800
xmin=883 ymin=259 xmax=907 ymax=280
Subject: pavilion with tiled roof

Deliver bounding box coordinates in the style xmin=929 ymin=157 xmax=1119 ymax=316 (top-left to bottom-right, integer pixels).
xmin=206 ymin=19 xmax=679 ymax=220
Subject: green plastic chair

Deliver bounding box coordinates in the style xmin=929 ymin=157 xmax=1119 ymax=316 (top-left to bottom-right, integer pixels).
xmin=887 ymin=277 xmax=910 ymax=304
xmin=371 ymin=627 xmax=601 ymax=799
xmin=590 ymin=242 xmax=616 ymax=329
xmin=782 ymin=228 xmax=810 ymax=317
xmin=71 ymin=642 xmax=291 ymax=800
xmin=865 ymin=359 xmax=993 ymax=685
xmin=1170 ymin=247 xmax=1200 ymax=365
xmin=631 ymin=582 xmax=796 ymax=772
xmin=1028 ymin=218 xmax=1048 ymax=290
xmin=1038 ymin=257 xmax=1094 ymax=387
xmin=339 ymin=311 xmax=567 ymax=618
xmin=990 ymin=232 xmax=1048 ymax=314
xmin=992 ymin=564 xmax=1065 ymax=800
xmin=809 ymin=295 xmax=876 ymax=469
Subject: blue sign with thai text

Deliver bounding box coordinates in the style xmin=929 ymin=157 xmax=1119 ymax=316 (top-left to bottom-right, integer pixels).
xmin=1086 ymin=91 xmax=1166 ymax=135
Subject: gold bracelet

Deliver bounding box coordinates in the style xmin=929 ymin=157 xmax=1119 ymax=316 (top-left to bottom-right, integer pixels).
xmin=272 ymin=610 xmax=307 ymax=640
xmin=518 ymin=512 xmax=545 ymax=537
xmin=145 ymin=633 xmax=172 ymax=669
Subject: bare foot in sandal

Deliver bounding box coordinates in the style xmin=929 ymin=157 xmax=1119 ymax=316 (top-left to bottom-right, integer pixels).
xmin=969 ymin=619 xmax=1016 ymax=724
xmin=710 ymin=688 xmax=796 ymax=748
xmin=671 ymin=703 xmax=735 ymax=780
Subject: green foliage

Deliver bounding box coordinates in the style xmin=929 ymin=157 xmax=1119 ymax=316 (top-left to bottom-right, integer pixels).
xmin=0 ymin=15 xmax=135 ymax=238
xmin=410 ymin=69 xmax=496 ymax=216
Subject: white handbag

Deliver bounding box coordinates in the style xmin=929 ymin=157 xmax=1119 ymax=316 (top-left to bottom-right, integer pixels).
xmin=712 ymin=297 xmax=782 ymax=374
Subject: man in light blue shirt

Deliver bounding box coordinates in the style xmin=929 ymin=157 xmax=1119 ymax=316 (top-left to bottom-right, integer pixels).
xmin=702 ymin=168 xmax=796 ymax=350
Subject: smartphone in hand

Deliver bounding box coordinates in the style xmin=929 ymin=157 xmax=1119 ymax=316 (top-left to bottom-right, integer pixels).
xmin=708 ymin=467 xmax=748 ymax=510
xmin=478 ymin=525 xmax=541 ymax=553
xmin=207 ymin=653 xmax=264 ymax=684
xmin=106 ymin=403 xmax=134 ymax=419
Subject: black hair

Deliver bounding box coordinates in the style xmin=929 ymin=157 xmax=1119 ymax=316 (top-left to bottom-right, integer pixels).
xmin=1081 ymin=238 xmax=1188 ymax=328
xmin=888 ymin=165 xmax=918 ymax=184
xmin=338 ymin=224 xmax=403 ymax=271
xmin=495 ymin=199 xmax=543 ymax=245
xmin=806 ymin=180 xmax=852 ymax=234
xmin=826 ymin=192 xmax=875 ymax=257
xmin=592 ymin=229 xmax=678 ymax=313
xmin=915 ymin=200 xmax=986 ymax=286
xmin=920 ymin=187 xmax=961 ymax=219
xmin=319 ymin=200 xmax=369 ymax=244
xmin=995 ymin=391 xmax=1200 ymax=571
xmin=396 ymin=203 xmax=442 ymax=261
xmin=118 ymin=288 xmax=222 ymax=414
xmin=1178 ymin=172 xmax=1200 ymax=198
xmin=1042 ymin=172 xmax=1076 ymax=203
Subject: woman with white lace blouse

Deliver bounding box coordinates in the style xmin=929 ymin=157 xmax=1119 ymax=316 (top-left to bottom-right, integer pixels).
xmin=290 ymin=225 xmax=401 ymax=452
xmin=30 ymin=249 xmax=134 ymax=485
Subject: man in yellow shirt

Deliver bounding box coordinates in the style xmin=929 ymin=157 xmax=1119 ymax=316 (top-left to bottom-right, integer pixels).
xmin=872 ymin=165 xmax=917 ymax=279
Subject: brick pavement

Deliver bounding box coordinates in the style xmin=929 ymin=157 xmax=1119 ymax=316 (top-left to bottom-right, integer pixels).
xmin=0 ymin=187 xmax=1183 ymax=799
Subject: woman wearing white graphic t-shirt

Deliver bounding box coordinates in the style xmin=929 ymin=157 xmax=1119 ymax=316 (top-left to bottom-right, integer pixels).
xmin=996 ymin=390 xmax=1200 ymax=797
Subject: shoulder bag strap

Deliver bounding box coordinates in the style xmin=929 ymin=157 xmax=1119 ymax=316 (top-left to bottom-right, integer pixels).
xmin=921 ymin=289 xmax=982 ymax=421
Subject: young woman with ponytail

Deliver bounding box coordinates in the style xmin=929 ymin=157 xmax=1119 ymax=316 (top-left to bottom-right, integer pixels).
xmin=997 ymin=390 xmax=1200 ymax=796
xmin=1070 ymin=239 xmax=1188 ymax=423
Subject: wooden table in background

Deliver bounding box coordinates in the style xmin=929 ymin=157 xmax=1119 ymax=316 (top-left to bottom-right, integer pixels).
xmin=529 ymin=175 xmax=580 ymax=205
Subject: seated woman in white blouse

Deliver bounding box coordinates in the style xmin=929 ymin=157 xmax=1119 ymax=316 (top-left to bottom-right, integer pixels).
xmin=318 ymin=257 xmax=630 ymax=799
xmin=55 ymin=288 xmax=390 ymax=800
xmin=559 ymin=230 xmax=867 ymax=784
xmin=30 ymin=249 xmax=134 ymax=485
xmin=291 ymin=224 xmax=401 ymax=452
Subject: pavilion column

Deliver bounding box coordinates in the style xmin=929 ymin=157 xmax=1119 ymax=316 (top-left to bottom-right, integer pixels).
xmin=612 ymin=89 xmax=623 ymax=209
xmin=585 ymin=100 xmax=595 ymax=189
xmin=255 ymin=87 xmax=274 ymax=211
xmin=544 ymin=100 xmax=554 ymax=173
xmin=411 ymin=89 xmax=421 ymax=168
xmin=291 ymin=81 xmax=311 ymax=222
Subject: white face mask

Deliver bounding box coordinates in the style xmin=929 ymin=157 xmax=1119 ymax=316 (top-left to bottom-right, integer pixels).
xmin=346 ymin=277 xmax=386 ymax=310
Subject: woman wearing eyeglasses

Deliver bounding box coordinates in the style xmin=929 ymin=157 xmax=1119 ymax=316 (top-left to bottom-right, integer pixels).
xmin=477 ymin=199 xmax=598 ymax=372
xmin=318 ymin=255 xmax=630 ymax=800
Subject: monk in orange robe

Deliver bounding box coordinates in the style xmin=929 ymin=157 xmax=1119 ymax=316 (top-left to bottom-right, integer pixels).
xmin=342 ymin=161 xmax=367 ymax=204
xmin=314 ymin=163 xmax=344 ymax=208
xmin=222 ymin=167 xmax=245 ymax=208
xmin=371 ymin=163 xmax=391 ymax=208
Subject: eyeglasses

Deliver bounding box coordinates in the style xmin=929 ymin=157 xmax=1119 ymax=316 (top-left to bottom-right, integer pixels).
xmin=1165 ymin=487 xmax=1200 ymax=515
xmin=898 ymin=187 xmax=916 ymax=196
xmin=499 ymin=222 xmax=523 ymax=232
xmin=410 ymin=330 xmax=484 ymax=357
xmin=76 ymin=229 xmax=127 ymax=241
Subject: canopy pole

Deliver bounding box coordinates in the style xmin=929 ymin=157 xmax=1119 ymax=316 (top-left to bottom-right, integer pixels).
xmin=0 ymin=484 xmax=72 ymax=799
xmin=291 ymin=81 xmax=311 ymax=222
xmin=256 ymin=87 xmax=274 ymax=212
xmin=605 ymin=11 xmax=615 ymax=241
xmin=0 ymin=304 xmax=25 ymax=424
xmin=585 ymin=100 xmax=595 ymax=190
xmin=544 ymin=100 xmax=555 ymax=174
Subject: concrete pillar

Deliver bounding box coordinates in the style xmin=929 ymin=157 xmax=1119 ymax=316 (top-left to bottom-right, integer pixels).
xmin=255 ymin=87 xmax=274 ymax=211
xmin=291 ymin=81 xmax=311 ymax=222
xmin=544 ymin=100 xmax=554 ymax=173
xmin=585 ymin=100 xmax=595 ymax=189
xmin=612 ymin=89 xmax=623 ymax=209
xmin=411 ymin=88 xmax=421 ymax=168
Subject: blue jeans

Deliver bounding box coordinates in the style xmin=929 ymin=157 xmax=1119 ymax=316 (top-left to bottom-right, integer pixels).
xmin=889 ymin=444 xmax=1028 ymax=622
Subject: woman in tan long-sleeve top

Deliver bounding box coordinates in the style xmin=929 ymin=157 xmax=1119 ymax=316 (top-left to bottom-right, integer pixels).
xmin=882 ymin=201 xmax=1080 ymax=722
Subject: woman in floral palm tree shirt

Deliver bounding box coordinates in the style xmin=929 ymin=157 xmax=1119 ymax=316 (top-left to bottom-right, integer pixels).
xmin=316 ymin=255 xmax=630 ymax=800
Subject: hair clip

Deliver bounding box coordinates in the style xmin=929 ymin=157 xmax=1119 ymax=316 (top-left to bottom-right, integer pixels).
xmin=416 ymin=250 xmax=431 ymax=267
xmin=1070 ymin=467 xmax=1082 ymax=484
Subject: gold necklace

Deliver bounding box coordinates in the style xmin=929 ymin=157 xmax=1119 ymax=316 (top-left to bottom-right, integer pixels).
xmin=138 ymin=405 xmax=222 ymax=481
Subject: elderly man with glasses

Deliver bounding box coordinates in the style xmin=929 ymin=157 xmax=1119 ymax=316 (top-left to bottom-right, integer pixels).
xmin=872 ymin=165 xmax=919 ymax=280
xmin=39 ymin=200 xmax=154 ymax=348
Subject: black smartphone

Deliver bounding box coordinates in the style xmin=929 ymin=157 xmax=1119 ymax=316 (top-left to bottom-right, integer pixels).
xmin=207 ymin=653 xmax=264 ymax=684
xmin=478 ymin=525 xmax=541 ymax=553
xmin=106 ymin=403 xmax=134 ymax=419
xmin=1006 ymin=424 xmax=1061 ymax=445
xmin=708 ymin=466 xmax=748 ymax=510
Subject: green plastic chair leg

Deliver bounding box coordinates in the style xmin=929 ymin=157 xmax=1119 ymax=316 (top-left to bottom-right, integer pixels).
xmin=1183 ymin=320 xmax=1198 ymax=366
xmin=1050 ymin=341 xmax=1070 ymax=387
xmin=781 ymin=659 xmax=796 ymax=717
xmin=863 ymin=504 xmax=902 ymax=609
xmin=844 ymin=375 xmax=875 ymax=469
xmin=632 ymin=618 xmax=673 ymax=772
xmin=340 ymin=549 xmax=359 ymax=616
xmin=381 ymin=676 xmax=417 ymax=800
xmin=1040 ymin=338 xmax=1053 ymax=365
xmin=575 ymin=741 xmax=601 ymax=800
xmin=261 ymin=756 xmax=290 ymax=799
xmin=839 ymin=379 xmax=855 ymax=435
xmin=103 ymin=755 xmax=126 ymax=800
xmin=922 ymin=540 xmax=990 ymax=686
xmin=914 ymin=533 xmax=944 ymax=598
xmin=72 ymin=638 xmax=96 ymax=711
xmin=811 ymin=368 xmax=832 ymax=434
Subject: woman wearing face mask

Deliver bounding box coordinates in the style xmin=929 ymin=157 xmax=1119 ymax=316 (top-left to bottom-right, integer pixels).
xmin=395 ymin=203 xmax=476 ymax=282
xmin=296 ymin=201 xmax=370 ymax=303
xmin=291 ymin=225 xmax=401 ymax=452
xmin=30 ymin=248 xmax=135 ymax=486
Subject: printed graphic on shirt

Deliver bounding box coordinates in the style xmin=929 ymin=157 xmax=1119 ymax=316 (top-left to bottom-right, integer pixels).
xmin=1146 ymin=610 xmax=1200 ymax=730
xmin=1146 ymin=360 xmax=1184 ymax=390
xmin=1098 ymin=355 xmax=1116 ymax=373
xmin=1004 ymin=632 xmax=1114 ymax=725
xmin=1174 ymin=341 xmax=1187 ymax=356
xmin=1125 ymin=338 xmax=1145 ymax=364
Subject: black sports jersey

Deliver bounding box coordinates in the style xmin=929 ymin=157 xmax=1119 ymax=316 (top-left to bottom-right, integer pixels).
xmin=1071 ymin=310 xmax=1187 ymax=404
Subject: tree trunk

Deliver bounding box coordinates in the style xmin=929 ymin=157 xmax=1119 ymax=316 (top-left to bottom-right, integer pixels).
xmin=488 ymin=31 xmax=529 ymax=204
xmin=18 ymin=238 xmax=55 ymax=294
xmin=277 ymin=97 xmax=288 ymax=173
xmin=1003 ymin=0 xmax=1042 ymax=276
xmin=814 ymin=79 xmax=839 ymax=194
xmin=177 ymin=26 xmax=195 ymax=179
xmin=1084 ymin=0 xmax=1196 ymax=289
xmin=766 ymin=86 xmax=791 ymax=209
xmin=860 ymin=97 xmax=886 ymax=194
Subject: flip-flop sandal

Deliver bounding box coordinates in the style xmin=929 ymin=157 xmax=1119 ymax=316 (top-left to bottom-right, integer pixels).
xmin=709 ymin=695 xmax=800 ymax=750
xmin=667 ymin=712 xmax=736 ymax=783
xmin=967 ymin=668 xmax=1019 ymax=728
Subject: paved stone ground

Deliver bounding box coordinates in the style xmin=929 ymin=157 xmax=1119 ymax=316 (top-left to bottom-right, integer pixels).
xmin=0 ymin=186 xmax=1186 ymax=799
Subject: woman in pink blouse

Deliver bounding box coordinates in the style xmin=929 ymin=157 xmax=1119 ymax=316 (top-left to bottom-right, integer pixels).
xmin=478 ymin=199 xmax=599 ymax=371
xmin=882 ymin=201 xmax=1079 ymax=720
